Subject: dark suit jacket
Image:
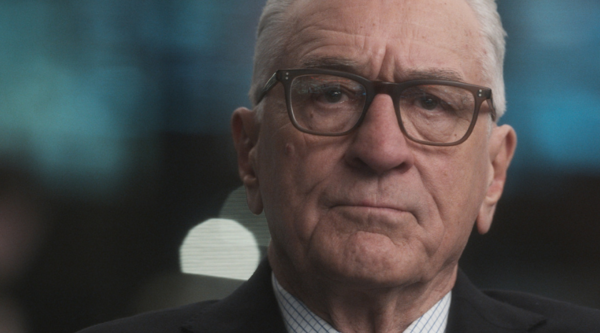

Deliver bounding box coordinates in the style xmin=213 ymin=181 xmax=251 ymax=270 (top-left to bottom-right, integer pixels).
xmin=78 ymin=259 xmax=600 ymax=332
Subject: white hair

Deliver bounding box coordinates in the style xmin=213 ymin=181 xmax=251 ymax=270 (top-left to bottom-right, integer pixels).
xmin=249 ymin=0 xmax=507 ymax=120
xmin=249 ymin=0 xmax=294 ymax=119
xmin=464 ymin=0 xmax=507 ymax=119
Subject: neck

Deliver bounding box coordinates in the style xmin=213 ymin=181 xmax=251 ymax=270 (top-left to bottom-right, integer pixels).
xmin=269 ymin=247 xmax=457 ymax=333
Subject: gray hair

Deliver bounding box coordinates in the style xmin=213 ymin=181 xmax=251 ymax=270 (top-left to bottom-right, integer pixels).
xmin=249 ymin=0 xmax=507 ymax=120
xmin=249 ymin=0 xmax=294 ymax=119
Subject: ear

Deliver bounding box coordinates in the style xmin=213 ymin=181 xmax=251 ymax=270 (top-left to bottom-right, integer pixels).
xmin=476 ymin=124 xmax=517 ymax=234
xmin=231 ymin=107 xmax=263 ymax=214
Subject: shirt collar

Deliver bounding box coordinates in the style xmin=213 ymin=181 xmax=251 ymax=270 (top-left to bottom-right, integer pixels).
xmin=272 ymin=273 xmax=451 ymax=333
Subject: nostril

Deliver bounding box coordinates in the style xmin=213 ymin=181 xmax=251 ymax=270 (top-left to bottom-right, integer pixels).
xmin=345 ymin=146 xmax=414 ymax=176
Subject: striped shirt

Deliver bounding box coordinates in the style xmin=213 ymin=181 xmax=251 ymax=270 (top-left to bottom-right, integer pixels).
xmin=272 ymin=274 xmax=451 ymax=333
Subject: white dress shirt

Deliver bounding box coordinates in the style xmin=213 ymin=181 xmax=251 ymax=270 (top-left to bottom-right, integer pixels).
xmin=272 ymin=274 xmax=451 ymax=333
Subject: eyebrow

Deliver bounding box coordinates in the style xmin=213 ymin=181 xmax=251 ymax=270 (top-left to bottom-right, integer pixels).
xmin=298 ymin=56 xmax=466 ymax=83
xmin=400 ymin=69 xmax=465 ymax=82
xmin=299 ymin=56 xmax=362 ymax=73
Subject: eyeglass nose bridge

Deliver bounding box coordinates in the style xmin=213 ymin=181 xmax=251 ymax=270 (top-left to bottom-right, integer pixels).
xmin=366 ymin=80 xmax=399 ymax=101
xmin=358 ymin=81 xmax=404 ymax=128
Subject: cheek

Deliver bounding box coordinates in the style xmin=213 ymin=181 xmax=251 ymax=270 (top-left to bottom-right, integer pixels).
xmin=416 ymin=143 xmax=489 ymax=228
xmin=258 ymin=130 xmax=347 ymax=247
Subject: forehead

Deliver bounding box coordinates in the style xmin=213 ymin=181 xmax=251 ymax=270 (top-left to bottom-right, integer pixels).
xmin=282 ymin=0 xmax=484 ymax=83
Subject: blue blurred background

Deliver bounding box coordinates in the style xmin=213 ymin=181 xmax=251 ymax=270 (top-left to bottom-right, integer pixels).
xmin=0 ymin=0 xmax=599 ymax=332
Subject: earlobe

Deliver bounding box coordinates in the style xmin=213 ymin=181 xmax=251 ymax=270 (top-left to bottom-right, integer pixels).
xmin=476 ymin=125 xmax=517 ymax=234
xmin=231 ymin=107 xmax=263 ymax=214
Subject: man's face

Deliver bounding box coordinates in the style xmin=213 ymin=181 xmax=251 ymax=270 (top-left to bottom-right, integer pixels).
xmin=235 ymin=0 xmax=515 ymax=288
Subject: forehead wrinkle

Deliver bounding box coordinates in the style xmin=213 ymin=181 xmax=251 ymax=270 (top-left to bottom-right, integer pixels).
xmin=284 ymin=1 xmax=390 ymax=69
xmin=380 ymin=28 xmax=475 ymax=81
xmin=400 ymin=1 xmax=485 ymax=83
xmin=299 ymin=53 xmax=466 ymax=84
xmin=289 ymin=32 xmax=391 ymax=80
xmin=290 ymin=0 xmax=386 ymax=35
xmin=298 ymin=56 xmax=366 ymax=76
xmin=283 ymin=2 xmax=364 ymax=54
xmin=284 ymin=28 xmax=368 ymax=67
xmin=285 ymin=0 xmax=485 ymax=83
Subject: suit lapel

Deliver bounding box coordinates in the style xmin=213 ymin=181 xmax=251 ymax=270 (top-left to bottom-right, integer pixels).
xmin=182 ymin=258 xmax=287 ymax=333
xmin=445 ymin=270 xmax=546 ymax=333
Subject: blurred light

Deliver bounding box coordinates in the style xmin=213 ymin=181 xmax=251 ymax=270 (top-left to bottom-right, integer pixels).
xmin=501 ymin=0 xmax=600 ymax=176
xmin=180 ymin=218 xmax=260 ymax=280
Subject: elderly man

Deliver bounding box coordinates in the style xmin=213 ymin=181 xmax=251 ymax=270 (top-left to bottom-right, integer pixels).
xmin=79 ymin=0 xmax=600 ymax=332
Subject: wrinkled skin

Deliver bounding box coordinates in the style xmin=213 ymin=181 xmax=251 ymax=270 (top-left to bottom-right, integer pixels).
xmin=232 ymin=0 xmax=516 ymax=331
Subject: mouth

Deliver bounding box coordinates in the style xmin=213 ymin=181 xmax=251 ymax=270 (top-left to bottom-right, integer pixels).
xmin=332 ymin=201 xmax=407 ymax=213
xmin=320 ymin=192 xmax=416 ymax=223
xmin=327 ymin=203 xmax=413 ymax=236
xmin=337 ymin=204 xmax=403 ymax=213
xmin=330 ymin=203 xmax=411 ymax=223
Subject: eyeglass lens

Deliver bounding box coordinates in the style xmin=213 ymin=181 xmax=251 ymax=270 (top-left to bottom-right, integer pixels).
xmin=289 ymin=74 xmax=476 ymax=144
xmin=290 ymin=74 xmax=367 ymax=134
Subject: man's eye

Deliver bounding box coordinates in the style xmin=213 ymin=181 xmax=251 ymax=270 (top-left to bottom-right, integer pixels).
xmin=310 ymin=85 xmax=348 ymax=104
xmin=417 ymin=95 xmax=441 ymax=110
xmin=321 ymin=89 xmax=344 ymax=103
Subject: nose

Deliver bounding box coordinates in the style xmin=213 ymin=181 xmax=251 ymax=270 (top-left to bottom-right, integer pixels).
xmin=344 ymin=94 xmax=414 ymax=175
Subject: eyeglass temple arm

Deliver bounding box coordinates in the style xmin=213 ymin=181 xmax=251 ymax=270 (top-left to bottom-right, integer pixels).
xmin=485 ymin=90 xmax=497 ymax=122
xmin=256 ymin=72 xmax=279 ymax=104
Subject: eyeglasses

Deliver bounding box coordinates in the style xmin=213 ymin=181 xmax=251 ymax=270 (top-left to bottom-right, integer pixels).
xmin=257 ymin=69 xmax=496 ymax=146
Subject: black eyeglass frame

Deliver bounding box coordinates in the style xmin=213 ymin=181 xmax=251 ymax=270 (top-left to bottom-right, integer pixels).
xmin=257 ymin=69 xmax=496 ymax=147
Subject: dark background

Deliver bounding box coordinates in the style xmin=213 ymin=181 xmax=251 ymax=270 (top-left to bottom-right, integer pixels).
xmin=0 ymin=1 xmax=599 ymax=332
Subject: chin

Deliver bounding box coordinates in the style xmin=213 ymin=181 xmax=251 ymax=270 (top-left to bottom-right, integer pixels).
xmin=308 ymin=232 xmax=430 ymax=289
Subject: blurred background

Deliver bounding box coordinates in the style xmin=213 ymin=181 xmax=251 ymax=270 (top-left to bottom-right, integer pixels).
xmin=0 ymin=0 xmax=598 ymax=332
